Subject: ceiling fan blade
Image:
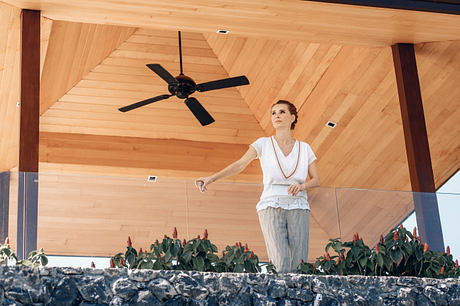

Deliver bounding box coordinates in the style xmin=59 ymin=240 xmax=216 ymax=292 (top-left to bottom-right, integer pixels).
xmin=118 ymin=94 xmax=172 ymax=112
xmin=184 ymin=97 xmax=215 ymax=126
xmin=196 ymin=75 xmax=249 ymax=92
xmin=146 ymin=64 xmax=178 ymax=85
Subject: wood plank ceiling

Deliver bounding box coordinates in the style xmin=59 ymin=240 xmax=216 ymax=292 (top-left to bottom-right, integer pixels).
xmin=1 ymin=0 xmax=459 ymax=258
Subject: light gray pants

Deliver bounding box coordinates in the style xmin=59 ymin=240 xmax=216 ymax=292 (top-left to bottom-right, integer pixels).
xmin=258 ymin=207 xmax=310 ymax=273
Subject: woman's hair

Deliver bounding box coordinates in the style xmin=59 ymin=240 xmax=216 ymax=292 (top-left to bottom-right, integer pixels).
xmin=272 ymin=100 xmax=298 ymax=130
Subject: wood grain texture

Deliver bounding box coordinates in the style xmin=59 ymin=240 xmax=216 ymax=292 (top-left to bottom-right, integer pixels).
xmin=415 ymin=41 xmax=460 ymax=190
xmin=3 ymin=0 xmax=460 ymax=46
xmin=39 ymin=17 xmax=52 ymax=78
xmin=28 ymin=173 xmax=346 ymax=260
xmin=40 ymin=28 xmax=265 ymax=144
xmin=40 ymin=21 xmax=137 ymax=115
xmin=392 ymin=43 xmax=435 ymax=193
xmin=19 ymin=9 xmax=40 ymax=172
xmin=0 ymin=2 xmax=21 ymax=172
xmin=39 ymin=132 xmax=263 ymax=182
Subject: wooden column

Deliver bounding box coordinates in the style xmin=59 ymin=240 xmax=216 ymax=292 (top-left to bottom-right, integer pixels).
xmin=0 ymin=172 xmax=10 ymax=242
xmin=391 ymin=43 xmax=444 ymax=252
xmin=17 ymin=9 xmax=40 ymax=259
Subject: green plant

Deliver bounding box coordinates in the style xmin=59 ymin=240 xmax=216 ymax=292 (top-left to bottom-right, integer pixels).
xmin=298 ymin=226 xmax=460 ymax=278
xmin=215 ymin=242 xmax=261 ymax=273
xmin=112 ymin=228 xmax=270 ymax=273
xmin=0 ymin=238 xmax=17 ymax=265
xmin=0 ymin=237 xmax=48 ymax=267
xmin=17 ymin=248 xmax=48 ymax=267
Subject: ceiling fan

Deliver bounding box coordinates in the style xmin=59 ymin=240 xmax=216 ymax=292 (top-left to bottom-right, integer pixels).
xmin=118 ymin=31 xmax=250 ymax=126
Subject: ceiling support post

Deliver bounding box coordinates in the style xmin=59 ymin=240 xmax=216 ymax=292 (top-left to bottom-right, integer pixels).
xmin=391 ymin=43 xmax=444 ymax=253
xmin=17 ymin=9 xmax=40 ymax=260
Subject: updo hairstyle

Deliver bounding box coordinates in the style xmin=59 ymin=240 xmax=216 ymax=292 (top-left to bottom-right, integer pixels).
xmin=271 ymin=100 xmax=298 ymax=130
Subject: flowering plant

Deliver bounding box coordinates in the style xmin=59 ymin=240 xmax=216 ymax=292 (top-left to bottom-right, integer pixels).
xmin=298 ymin=226 xmax=459 ymax=278
xmin=112 ymin=228 xmax=268 ymax=273
xmin=0 ymin=237 xmax=48 ymax=267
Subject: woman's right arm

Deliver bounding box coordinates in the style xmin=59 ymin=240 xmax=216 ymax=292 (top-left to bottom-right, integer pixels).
xmin=195 ymin=146 xmax=257 ymax=192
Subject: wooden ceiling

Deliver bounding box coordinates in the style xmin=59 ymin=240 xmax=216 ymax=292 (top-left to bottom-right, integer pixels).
xmin=1 ymin=0 xmax=459 ymax=258
xmin=2 ymin=0 xmax=460 ymax=46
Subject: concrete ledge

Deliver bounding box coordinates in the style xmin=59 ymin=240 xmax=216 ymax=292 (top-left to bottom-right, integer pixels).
xmin=0 ymin=266 xmax=459 ymax=305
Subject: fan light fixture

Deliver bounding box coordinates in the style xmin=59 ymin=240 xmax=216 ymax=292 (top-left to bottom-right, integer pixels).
xmin=118 ymin=31 xmax=249 ymax=126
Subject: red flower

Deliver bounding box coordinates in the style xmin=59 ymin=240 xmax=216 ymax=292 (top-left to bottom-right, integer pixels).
xmin=235 ymin=242 xmax=239 ymax=247
xmin=301 ymin=259 xmax=304 ymax=264
xmin=127 ymin=236 xmax=132 ymax=247
xmin=4 ymin=237 xmax=9 ymax=245
xmin=424 ymin=242 xmax=429 ymax=252
xmin=91 ymin=261 xmax=95 ymax=268
xmin=164 ymin=234 xmax=168 ymax=239
xmin=173 ymin=227 xmax=178 ymax=239
xmin=440 ymin=266 xmax=445 ymax=275
xmin=326 ymin=252 xmax=331 ymax=262
xmin=222 ymin=251 xmax=225 ymax=258
xmin=341 ymin=254 xmax=345 ymax=261
xmin=375 ymin=244 xmax=379 ymax=254
xmin=353 ymin=233 xmax=358 ymax=243
xmin=204 ymin=229 xmax=208 ymax=240
xmin=183 ymin=239 xmax=187 ymax=247
xmin=110 ymin=258 xmax=115 ymax=268
xmin=119 ymin=259 xmax=124 ymax=266
xmin=393 ymin=231 xmax=399 ymax=241
xmin=400 ymin=224 xmax=403 ymax=230
xmin=244 ymin=243 xmax=249 ymax=253
xmin=139 ymin=248 xmax=143 ymax=254
xmin=155 ymin=239 xmax=159 ymax=246
xmin=405 ymin=237 xmax=408 ymax=242
xmin=197 ymin=235 xmax=200 ymax=241
xmin=413 ymin=227 xmax=417 ymax=239
xmin=455 ymin=260 xmax=458 ymax=269
xmin=380 ymin=234 xmax=384 ymax=244
xmin=250 ymin=251 xmax=254 ymax=259
xmin=238 ymin=242 xmax=242 ymax=248
xmin=447 ymin=246 xmax=451 ymax=256
xmin=313 ymin=263 xmax=316 ymax=270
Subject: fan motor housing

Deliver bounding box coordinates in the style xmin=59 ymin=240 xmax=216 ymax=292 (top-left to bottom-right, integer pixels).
xmin=170 ymin=74 xmax=196 ymax=99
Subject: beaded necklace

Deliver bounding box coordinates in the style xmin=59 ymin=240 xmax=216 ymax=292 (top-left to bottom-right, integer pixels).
xmin=270 ymin=136 xmax=300 ymax=179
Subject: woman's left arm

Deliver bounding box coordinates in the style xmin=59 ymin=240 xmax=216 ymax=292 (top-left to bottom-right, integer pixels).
xmin=288 ymin=161 xmax=320 ymax=196
xmin=303 ymin=161 xmax=320 ymax=189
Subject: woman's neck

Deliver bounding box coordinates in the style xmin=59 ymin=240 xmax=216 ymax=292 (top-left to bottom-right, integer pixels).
xmin=274 ymin=129 xmax=294 ymax=143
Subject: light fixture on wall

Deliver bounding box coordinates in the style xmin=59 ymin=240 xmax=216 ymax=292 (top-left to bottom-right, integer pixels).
xmin=216 ymin=29 xmax=230 ymax=34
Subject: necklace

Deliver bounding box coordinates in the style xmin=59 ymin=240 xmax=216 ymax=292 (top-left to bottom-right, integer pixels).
xmin=270 ymin=136 xmax=300 ymax=179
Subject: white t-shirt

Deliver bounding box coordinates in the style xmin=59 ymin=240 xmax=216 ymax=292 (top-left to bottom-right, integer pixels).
xmin=250 ymin=136 xmax=317 ymax=211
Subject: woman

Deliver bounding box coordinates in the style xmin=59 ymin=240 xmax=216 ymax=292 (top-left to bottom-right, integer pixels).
xmin=195 ymin=100 xmax=320 ymax=273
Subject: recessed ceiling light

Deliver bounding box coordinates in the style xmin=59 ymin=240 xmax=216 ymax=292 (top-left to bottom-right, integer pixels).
xmin=147 ymin=175 xmax=157 ymax=182
xmin=326 ymin=121 xmax=337 ymax=128
xmin=216 ymin=29 xmax=230 ymax=34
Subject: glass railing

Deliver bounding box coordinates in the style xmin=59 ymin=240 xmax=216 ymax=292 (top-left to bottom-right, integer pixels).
xmin=1 ymin=171 xmax=458 ymax=263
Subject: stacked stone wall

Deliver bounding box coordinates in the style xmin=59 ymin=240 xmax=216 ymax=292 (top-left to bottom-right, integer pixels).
xmin=0 ymin=266 xmax=459 ymax=305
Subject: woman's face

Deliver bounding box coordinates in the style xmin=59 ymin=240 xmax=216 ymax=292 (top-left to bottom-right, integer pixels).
xmin=271 ymin=103 xmax=294 ymax=129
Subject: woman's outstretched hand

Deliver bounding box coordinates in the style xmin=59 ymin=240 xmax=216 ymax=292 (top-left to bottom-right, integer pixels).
xmin=195 ymin=177 xmax=211 ymax=192
xmin=288 ymin=183 xmax=304 ymax=196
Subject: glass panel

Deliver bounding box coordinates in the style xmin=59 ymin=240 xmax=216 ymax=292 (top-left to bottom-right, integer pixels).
xmin=335 ymin=188 xmax=414 ymax=246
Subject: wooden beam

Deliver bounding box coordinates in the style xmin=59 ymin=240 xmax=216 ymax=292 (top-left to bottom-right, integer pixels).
xmin=17 ymin=9 xmax=40 ymax=259
xmin=0 ymin=172 xmax=10 ymax=242
xmin=391 ymin=43 xmax=444 ymax=252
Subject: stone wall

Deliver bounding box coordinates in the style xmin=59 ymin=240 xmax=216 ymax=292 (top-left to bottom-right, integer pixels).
xmin=0 ymin=266 xmax=459 ymax=305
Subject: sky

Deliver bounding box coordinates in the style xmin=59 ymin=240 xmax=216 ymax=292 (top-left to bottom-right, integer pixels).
xmin=45 ymin=170 xmax=460 ymax=268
